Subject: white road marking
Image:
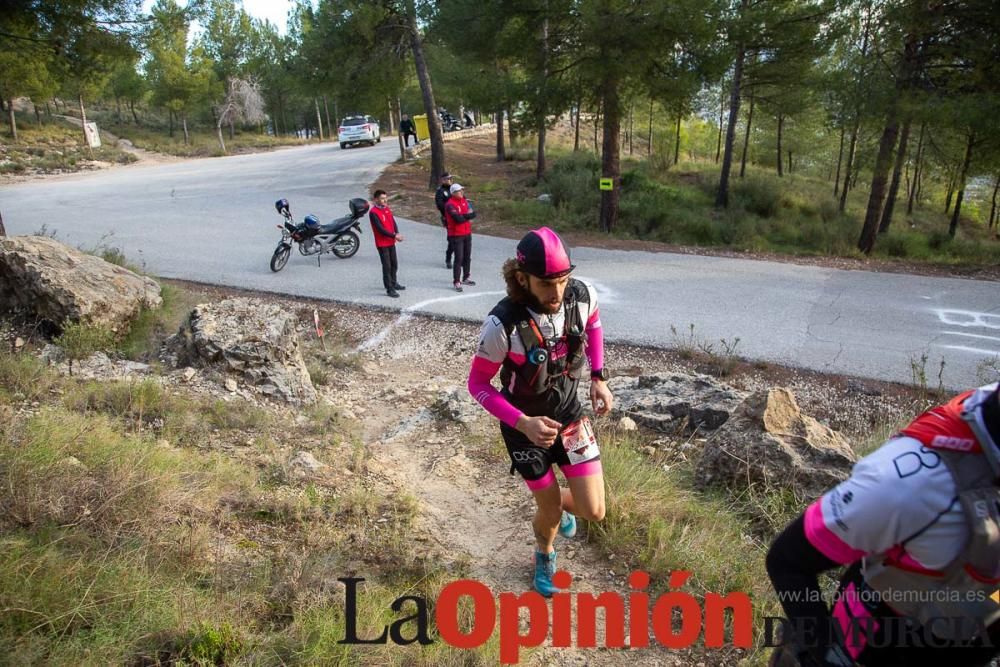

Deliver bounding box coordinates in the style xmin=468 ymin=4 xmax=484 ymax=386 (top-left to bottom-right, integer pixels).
xmin=934 ymin=309 xmax=1000 ymax=329
xmin=576 ymin=275 xmax=619 ymax=305
xmin=942 ymin=345 xmax=1000 ymax=356
xmin=356 ymin=290 xmax=505 ymax=352
xmin=942 ymin=331 xmax=1000 ymax=344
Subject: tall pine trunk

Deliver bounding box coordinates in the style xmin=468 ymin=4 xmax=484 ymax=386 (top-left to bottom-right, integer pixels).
xmin=323 ymin=96 xmax=333 ymax=138
xmin=315 ymin=99 xmax=324 ymax=141
xmin=574 ymin=98 xmax=581 ymax=152
xmin=78 ymin=93 xmax=89 ymax=150
xmin=948 ymin=132 xmax=975 ymax=237
xmin=839 ymin=118 xmax=860 ymax=212
xmin=673 ymin=113 xmax=681 ymax=166
xmin=406 ymin=0 xmax=445 ymax=188
xmin=944 ymin=168 xmax=956 ymax=214
xmin=536 ymin=120 xmax=547 ymax=180
xmin=739 ymin=90 xmax=754 ymax=178
xmin=776 ymin=113 xmax=784 ymax=177
xmin=857 ymin=111 xmax=900 ymax=253
xmin=834 ymin=126 xmax=844 ymax=197
xmin=716 ymin=86 xmax=724 ymax=164
xmin=648 ymin=98 xmax=654 ymax=157
xmin=593 ymin=106 xmax=599 ymax=152
xmin=906 ymin=121 xmax=925 ymax=214
xmin=535 ymin=15 xmax=549 ymax=180
xmin=6 ymin=97 xmax=16 ymax=142
xmin=216 ymin=120 xmax=227 ymax=154
xmin=988 ymin=174 xmax=998 ymax=230
xmin=182 ymin=114 xmax=189 ymax=145
xmin=598 ymin=77 xmax=621 ymax=233
xmin=496 ymin=106 xmax=505 ymax=161
xmin=393 ymin=98 xmax=405 ymax=160
xmin=877 ymin=117 xmax=911 ymax=234
xmin=715 ymin=42 xmax=745 ymax=208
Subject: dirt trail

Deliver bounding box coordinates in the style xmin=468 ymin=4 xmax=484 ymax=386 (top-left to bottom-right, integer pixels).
xmin=329 ymin=313 xmax=739 ymax=666
xmin=52 ymin=112 xmax=183 ymax=166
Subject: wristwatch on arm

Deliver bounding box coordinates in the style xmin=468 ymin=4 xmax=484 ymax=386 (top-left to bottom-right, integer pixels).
xmin=591 ymin=368 xmax=609 ymax=382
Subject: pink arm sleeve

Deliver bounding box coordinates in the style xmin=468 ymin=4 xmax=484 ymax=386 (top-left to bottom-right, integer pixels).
xmin=468 ymin=355 xmax=524 ymax=428
xmin=585 ymin=307 xmax=604 ymax=372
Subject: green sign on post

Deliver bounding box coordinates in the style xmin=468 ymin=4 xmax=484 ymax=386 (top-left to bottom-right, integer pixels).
xmin=599 ymin=177 xmax=613 ymax=191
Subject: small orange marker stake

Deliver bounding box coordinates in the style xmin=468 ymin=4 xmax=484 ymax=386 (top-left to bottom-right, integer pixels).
xmin=314 ymin=308 xmax=326 ymax=350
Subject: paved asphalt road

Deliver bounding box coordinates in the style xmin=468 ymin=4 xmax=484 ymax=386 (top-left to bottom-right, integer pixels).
xmin=2 ymin=141 xmax=998 ymax=388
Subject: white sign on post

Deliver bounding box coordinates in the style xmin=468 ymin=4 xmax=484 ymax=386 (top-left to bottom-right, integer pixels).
xmin=83 ymin=122 xmax=101 ymax=148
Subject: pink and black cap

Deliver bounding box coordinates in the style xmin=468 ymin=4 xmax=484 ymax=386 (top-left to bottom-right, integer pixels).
xmin=516 ymin=227 xmax=575 ymax=279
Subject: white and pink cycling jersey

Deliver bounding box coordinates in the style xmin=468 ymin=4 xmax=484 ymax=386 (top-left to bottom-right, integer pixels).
xmin=805 ymin=435 xmax=967 ymax=571
xmin=806 ymin=382 xmax=1000 ymax=572
xmin=468 ymin=280 xmax=603 ymax=428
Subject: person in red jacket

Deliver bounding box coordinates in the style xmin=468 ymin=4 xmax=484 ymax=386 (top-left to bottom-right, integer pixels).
xmin=369 ymin=189 xmax=405 ymax=298
xmin=444 ymin=183 xmax=476 ymax=292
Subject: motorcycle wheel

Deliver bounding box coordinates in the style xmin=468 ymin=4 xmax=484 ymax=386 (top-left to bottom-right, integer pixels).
xmin=332 ymin=231 xmax=360 ymax=259
xmin=270 ymin=245 xmax=291 ymax=272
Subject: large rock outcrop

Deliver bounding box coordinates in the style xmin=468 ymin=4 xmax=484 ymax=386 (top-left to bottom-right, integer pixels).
xmin=164 ymin=298 xmax=316 ymax=405
xmin=697 ymin=388 xmax=857 ymax=498
xmin=601 ymin=373 xmax=748 ymax=433
xmin=0 ymin=235 xmax=161 ymax=333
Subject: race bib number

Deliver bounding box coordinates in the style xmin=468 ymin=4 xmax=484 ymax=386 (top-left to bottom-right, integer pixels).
xmin=561 ymin=417 xmax=600 ymax=465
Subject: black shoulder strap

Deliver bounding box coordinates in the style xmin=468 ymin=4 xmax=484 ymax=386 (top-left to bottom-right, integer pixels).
xmin=489 ymin=299 xmax=540 ymax=354
xmin=567 ymin=278 xmax=590 ymax=304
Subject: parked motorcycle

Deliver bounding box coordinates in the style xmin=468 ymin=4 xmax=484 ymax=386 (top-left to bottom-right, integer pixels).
xmin=270 ymin=197 xmax=368 ymax=272
xmin=438 ymin=108 xmax=462 ymax=132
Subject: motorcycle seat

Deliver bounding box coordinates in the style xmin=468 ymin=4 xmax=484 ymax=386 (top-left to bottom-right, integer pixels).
xmin=320 ymin=215 xmax=354 ymax=234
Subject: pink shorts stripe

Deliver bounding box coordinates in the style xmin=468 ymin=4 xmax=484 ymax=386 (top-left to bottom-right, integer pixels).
xmin=562 ymin=459 xmax=602 ymax=478
xmin=804 ymin=500 xmax=866 ymax=565
xmin=525 ymin=469 xmax=556 ymax=490
xmin=832 ymin=583 xmax=878 ymax=659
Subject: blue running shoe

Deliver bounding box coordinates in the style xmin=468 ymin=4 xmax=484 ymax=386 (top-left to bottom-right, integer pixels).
xmin=558 ymin=511 xmax=577 ymax=539
xmin=533 ymin=550 xmax=558 ymax=597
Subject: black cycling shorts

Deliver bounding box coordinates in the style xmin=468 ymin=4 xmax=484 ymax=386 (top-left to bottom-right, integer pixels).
xmin=500 ymin=421 xmax=601 ymax=483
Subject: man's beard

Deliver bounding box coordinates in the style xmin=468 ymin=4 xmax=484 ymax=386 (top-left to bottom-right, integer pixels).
xmin=527 ymin=292 xmax=561 ymax=315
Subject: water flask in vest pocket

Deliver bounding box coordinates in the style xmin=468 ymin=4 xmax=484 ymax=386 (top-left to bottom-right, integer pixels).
xmin=527 ymin=347 xmax=548 ymax=365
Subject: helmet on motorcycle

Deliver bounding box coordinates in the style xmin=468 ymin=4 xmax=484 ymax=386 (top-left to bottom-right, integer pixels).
xmin=516 ymin=227 xmax=575 ymax=279
xmin=275 ymin=198 xmax=290 ymax=215
xmin=304 ymin=214 xmax=320 ymax=229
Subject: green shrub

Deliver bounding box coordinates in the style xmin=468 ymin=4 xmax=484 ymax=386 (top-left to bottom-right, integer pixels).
xmin=877 ymin=230 xmax=931 ymax=259
xmin=543 ymin=151 xmax=600 ymax=214
xmin=731 ymin=176 xmax=782 ymax=218
xmin=54 ymin=322 xmax=115 ymax=375
xmin=0 ymin=351 xmax=59 ymax=402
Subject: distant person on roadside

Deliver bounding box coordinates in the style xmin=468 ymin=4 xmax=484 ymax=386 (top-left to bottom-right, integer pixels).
xmin=444 ymin=182 xmax=477 ymax=292
xmin=436 ymin=172 xmax=455 ymax=269
xmin=400 ymin=114 xmax=418 ymax=147
xmin=369 ymin=189 xmax=405 ymax=298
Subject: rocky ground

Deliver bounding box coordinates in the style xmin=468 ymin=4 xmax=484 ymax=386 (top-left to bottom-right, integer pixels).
xmin=14 ymin=277 xmax=928 ymax=666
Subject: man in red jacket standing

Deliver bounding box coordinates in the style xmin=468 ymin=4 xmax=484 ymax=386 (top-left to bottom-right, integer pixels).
xmin=444 ymin=182 xmax=477 ymax=292
xmin=369 ymin=189 xmax=405 ymax=298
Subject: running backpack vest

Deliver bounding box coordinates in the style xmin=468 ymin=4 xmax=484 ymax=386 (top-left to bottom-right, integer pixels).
xmin=861 ymin=391 xmax=1000 ymax=640
xmin=489 ymin=279 xmax=589 ymax=411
